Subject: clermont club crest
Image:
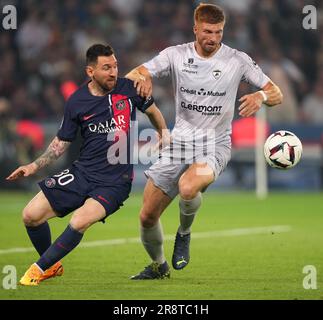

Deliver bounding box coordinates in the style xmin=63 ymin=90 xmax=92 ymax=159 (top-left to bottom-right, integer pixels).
xmin=116 ymin=100 xmax=126 ymax=111
xmin=212 ymin=69 xmax=221 ymax=80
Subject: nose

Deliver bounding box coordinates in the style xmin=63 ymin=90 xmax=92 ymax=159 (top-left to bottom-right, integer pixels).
xmin=108 ymin=68 xmax=118 ymax=78
xmin=210 ymin=34 xmax=218 ymax=41
xmin=109 ymin=67 xmax=118 ymax=78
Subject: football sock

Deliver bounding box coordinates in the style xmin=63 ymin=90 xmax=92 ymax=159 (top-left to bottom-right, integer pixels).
xmin=141 ymin=220 xmax=165 ymax=264
xmin=178 ymin=192 xmax=202 ymax=235
xmin=26 ymin=222 xmax=51 ymax=256
xmin=36 ymin=224 xmax=83 ymax=271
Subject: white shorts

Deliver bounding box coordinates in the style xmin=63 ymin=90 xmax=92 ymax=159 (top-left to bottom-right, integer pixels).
xmin=145 ymin=141 xmax=231 ymax=199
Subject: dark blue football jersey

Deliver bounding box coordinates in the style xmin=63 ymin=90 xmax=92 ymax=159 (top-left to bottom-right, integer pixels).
xmin=57 ymin=78 xmax=154 ymax=185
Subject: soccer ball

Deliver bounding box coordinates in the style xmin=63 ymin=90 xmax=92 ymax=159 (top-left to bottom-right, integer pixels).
xmin=264 ymin=130 xmax=302 ymax=169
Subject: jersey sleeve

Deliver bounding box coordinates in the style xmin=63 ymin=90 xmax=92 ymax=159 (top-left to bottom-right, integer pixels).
xmin=239 ymin=51 xmax=270 ymax=88
xmin=143 ymin=47 xmax=174 ymax=78
xmin=133 ymin=95 xmax=155 ymax=113
xmin=56 ymin=99 xmax=79 ymax=142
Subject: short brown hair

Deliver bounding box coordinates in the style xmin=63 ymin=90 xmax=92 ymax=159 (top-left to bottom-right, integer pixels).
xmin=86 ymin=44 xmax=114 ymax=65
xmin=194 ymin=3 xmax=225 ymax=24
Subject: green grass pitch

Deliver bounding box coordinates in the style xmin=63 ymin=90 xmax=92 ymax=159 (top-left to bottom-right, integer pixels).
xmin=0 ymin=191 xmax=322 ymax=300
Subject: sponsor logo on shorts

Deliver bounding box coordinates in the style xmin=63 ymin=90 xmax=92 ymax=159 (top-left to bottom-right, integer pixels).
xmin=214 ymin=155 xmax=223 ymax=168
xmin=45 ymin=178 xmax=56 ymax=188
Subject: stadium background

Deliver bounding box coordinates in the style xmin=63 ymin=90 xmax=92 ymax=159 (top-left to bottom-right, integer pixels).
xmin=0 ymin=0 xmax=322 ymax=300
xmin=0 ymin=0 xmax=322 ymax=192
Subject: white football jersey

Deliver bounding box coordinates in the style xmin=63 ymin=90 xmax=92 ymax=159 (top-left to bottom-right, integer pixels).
xmin=144 ymin=42 xmax=270 ymax=147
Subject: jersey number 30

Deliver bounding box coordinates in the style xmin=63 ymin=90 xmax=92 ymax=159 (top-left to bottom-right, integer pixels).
xmin=53 ymin=169 xmax=75 ymax=186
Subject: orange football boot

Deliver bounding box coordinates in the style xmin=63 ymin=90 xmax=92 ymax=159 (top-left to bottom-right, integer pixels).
xmin=19 ymin=264 xmax=43 ymax=286
xmin=40 ymin=261 xmax=64 ymax=282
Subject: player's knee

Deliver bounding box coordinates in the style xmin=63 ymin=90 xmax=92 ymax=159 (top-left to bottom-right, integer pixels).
xmin=140 ymin=208 xmax=158 ymax=228
xmin=179 ymin=182 xmax=198 ymax=200
xmin=69 ymin=216 xmax=90 ymax=233
xmin=22 ymin=206 xmax=41 ymax=227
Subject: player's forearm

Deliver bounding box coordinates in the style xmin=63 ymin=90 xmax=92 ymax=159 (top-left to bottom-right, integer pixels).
xmin=125 ymin=65 xmax=151 ymax=81
xmin=33 ymin=136 xmax=71 ymax=170
xmin=146 ymin=105 xmax=168 ymax=137
xmin=261 ymin=82 xmax=283 ymax=106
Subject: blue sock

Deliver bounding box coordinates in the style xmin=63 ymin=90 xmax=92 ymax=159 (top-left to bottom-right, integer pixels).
xmin=26 ymin=222 xmax=51 ymax=256
xmin=36 ymin=224 xmax=83 ymax=271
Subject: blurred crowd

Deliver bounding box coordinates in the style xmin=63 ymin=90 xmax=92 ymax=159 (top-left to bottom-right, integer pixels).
xmin=0 ymin=0 xmax=322 ymax=176
xmin=0 ymin=0 xmax=322 ymax=125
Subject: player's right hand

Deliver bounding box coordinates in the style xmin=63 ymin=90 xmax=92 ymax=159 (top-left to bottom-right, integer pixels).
xmin=6 ymin=163 xmax=38 ymax=181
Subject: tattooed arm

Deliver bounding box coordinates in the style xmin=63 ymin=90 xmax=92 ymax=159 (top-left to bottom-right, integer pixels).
xmin=6 ymin=136 xmax=71 ymax=180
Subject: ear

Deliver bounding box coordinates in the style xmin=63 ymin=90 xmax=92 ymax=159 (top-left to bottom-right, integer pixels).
xmin=193 ymin=24 xmax=197 ymax=35
xmin=86 ymin=65 xmax=94 ymax=78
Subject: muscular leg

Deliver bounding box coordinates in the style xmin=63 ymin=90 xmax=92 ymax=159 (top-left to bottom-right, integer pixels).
xmin=177 ymin=162 xmax=214 ymax=233
xmin=140 ymin=179 xmax=172 ymax=227
xmin=22 ymin=191 xmax=58 ymax=256
xmin=69 ymin=198 xmax=106 ymax=233
xmin=179 ymin=162 xmax=214 ymax=200
xmin=139 ymin=179 xmax=172 ymax=264
xmin=23 ymin=191 xmax=58 ymax=226
xmin=36 ymin=198 xmax=106 ymax=271
xmin=172 ymin=163 xmax=214 ymax=270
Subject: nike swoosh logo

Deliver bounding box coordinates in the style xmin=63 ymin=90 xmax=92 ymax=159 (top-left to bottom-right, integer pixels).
xmin=83 ymin=113 xmax=96 ymax=121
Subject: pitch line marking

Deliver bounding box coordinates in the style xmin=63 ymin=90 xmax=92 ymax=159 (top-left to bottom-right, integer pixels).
xmin=0 ymin=225 xmax=291 ymax=255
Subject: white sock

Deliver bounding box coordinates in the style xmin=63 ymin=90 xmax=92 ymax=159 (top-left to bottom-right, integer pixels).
xmin=178 ymin=192 xmax=202 ymax=235
xmin=34 ymin=263 xmax=44 ymax=273
xmin=141 ymin=220 xmax=165 ymax=264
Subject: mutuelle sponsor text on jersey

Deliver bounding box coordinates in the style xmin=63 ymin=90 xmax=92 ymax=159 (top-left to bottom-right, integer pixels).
xmin=180 ymin=87 xmax=226 ymax=97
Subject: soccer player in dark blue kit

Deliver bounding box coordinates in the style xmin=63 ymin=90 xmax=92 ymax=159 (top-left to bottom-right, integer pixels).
xmin=6 ymin=44 xmax=170 ymax=286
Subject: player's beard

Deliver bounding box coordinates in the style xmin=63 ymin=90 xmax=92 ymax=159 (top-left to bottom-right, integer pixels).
xmin=202 ymin=41 xmax=219 ymax=54
xmin=93 ymin=75 xmax=116 ymax=93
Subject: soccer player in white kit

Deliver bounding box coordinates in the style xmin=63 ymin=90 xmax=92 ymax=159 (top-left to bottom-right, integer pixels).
xmin=127 ymin=3 xmax=283 ymax=279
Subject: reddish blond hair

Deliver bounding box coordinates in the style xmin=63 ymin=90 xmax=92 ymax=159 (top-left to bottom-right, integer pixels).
xmin=194 ymin=3 xmax=225 ymax=24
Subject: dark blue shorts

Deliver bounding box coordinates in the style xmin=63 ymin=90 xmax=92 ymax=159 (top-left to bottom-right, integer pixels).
xmin=38 ymin=165 xmax=132 ymax=221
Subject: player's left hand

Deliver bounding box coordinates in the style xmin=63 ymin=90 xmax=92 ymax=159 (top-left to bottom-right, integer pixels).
xmin=159 ymin=129 xmax=172 ymax=150
xmin=153 ymin=130 xmax=172 ymax=153
xmin=238 ymin=92 xmax=264 ymax=117
xmin=134 ymin=77 xmax=152 ymax=98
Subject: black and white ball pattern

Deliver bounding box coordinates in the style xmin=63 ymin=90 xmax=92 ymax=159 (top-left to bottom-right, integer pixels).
xmin=264 ymin=130 xmax=302 ymax=169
